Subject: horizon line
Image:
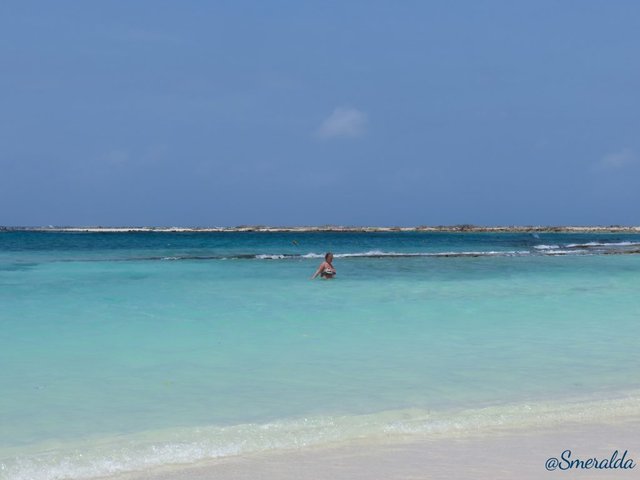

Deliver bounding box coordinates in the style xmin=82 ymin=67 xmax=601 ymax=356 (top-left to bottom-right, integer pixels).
xmin=2 ymin=225 xmax=640 ymax=233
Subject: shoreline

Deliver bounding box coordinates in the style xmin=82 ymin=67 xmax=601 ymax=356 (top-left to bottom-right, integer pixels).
xmin=2 ymin=225 xmax=640 ymax=233
xmin=6 ymin=391 xmax=640 ymax=480
xmin=108 ymin=418 xmax=640 ymax=480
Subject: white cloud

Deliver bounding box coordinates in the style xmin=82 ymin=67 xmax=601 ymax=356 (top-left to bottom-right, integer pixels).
xmin=599 ymin=148 xmax=636 ymax=169
xmin=316 ymin=107 xmax=367 ymax=139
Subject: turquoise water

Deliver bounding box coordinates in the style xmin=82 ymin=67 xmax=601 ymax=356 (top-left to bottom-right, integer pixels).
xmin=1 ymin=231 xmax=640 ymax=479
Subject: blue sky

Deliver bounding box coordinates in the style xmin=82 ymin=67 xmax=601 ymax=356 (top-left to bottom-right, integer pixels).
xmin=1 ymin=1 xmax=638 ymax=226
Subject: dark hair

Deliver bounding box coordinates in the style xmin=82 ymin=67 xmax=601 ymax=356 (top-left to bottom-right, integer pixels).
xmin=325 ymin=252 xmax=333 ymax=261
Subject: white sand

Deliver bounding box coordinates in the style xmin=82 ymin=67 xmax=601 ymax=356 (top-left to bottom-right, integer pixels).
xmin=107 ymin=419 xmax=640 ymax=480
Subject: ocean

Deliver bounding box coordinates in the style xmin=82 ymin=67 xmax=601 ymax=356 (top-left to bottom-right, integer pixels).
xmin=1 ymin=230 xmax=640 ymax=480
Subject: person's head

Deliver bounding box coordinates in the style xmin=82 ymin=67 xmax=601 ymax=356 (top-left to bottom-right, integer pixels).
xmin=325 ymin=252 xmax=333 ymax=262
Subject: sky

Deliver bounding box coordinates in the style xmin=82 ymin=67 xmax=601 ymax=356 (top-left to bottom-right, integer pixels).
xmin=1 ymin=1 xmax=639 ymax=226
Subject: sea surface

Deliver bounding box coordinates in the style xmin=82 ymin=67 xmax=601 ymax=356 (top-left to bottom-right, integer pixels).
xmin=1 ymin=231 xmax=640 ymax=480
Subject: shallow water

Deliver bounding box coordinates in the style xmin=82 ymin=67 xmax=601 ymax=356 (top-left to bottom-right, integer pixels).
xmin=1 ymin=231 xmax=640 ymax=479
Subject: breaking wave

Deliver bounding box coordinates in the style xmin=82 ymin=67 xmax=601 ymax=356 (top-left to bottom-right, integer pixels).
xmin=152 ymin=242 xmax=640 ymax=261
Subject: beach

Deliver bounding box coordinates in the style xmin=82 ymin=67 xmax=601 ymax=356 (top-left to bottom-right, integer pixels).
xmin=111 ymin=420 xmax=640 ymax=480
xmin=5 ymin=0 xmax=640 ymax=477
xmin=2 ymin=230 xmax=639 ymax=480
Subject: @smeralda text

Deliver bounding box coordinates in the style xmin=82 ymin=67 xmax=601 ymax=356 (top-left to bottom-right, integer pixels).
xmin=545 ymin=450 xmax=635 ymax=471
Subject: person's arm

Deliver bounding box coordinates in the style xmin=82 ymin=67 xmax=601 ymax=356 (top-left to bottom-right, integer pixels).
xmin=311 ymin=262 xmax=326 ymax=279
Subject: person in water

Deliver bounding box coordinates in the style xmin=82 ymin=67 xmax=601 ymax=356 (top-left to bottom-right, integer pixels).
xmin=311 ymin=252 xmax=336 ymax=279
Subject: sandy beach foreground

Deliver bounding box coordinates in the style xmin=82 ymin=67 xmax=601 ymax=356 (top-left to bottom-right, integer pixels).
xmin=109 ymin=420 xmax=640 ymax=480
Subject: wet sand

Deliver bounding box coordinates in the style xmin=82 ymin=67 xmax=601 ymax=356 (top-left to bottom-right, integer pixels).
xmin=108 ymin=419 xmax=640 ymax=480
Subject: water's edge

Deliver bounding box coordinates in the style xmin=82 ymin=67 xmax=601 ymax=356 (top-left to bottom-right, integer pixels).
xmin=3 ymin=390 xmax=640 ymax=480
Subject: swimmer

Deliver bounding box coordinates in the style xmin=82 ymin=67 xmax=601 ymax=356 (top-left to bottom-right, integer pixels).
xmin=311 ymin=252 xmax=336 ymax=279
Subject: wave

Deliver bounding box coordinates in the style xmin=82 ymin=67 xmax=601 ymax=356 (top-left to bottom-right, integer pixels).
xmin=4 ymin=392 xmax=640 ymax=480
xmin=130 ymin=247 xmax=640 ymax=263
xmin=565 ymin=241 xmax=640 ymax=248
xmin=538 ymin=249 xmax=590 ymax=256
xmin=154 ymin=250 xmax=532 ymax=261
xmin=533 ymin=245 xmax=560 ymax=250
xmin=337 ymin=250 xmax=531 ymax=258
xmin=40 ymin=240 xmax=640 ymax=265
xmin=530 ymin=240 xmax=640 ymax=254
xmin=531 ymin=240 xmax=640 ymax=256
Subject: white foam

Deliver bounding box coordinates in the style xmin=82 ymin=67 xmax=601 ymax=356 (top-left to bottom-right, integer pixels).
xmin=301 ymin=253 xmax=324 ymax=259
xmin=4 ymin=392 xmax=640 ymax=480
xmin=428 ymin=250 xmax=530 ymax=257
xmin=336 ymin=250 xmax=410 ymax=257
xmin=566 ymin=241 xmax=640 ymax=248
xmin=541 ymin=249 xmax=589 ymax=255
xmin=533 ymin=245 xmax=560 ymax=250
xmin=293 ymin=251 xmax=531 ymax=259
